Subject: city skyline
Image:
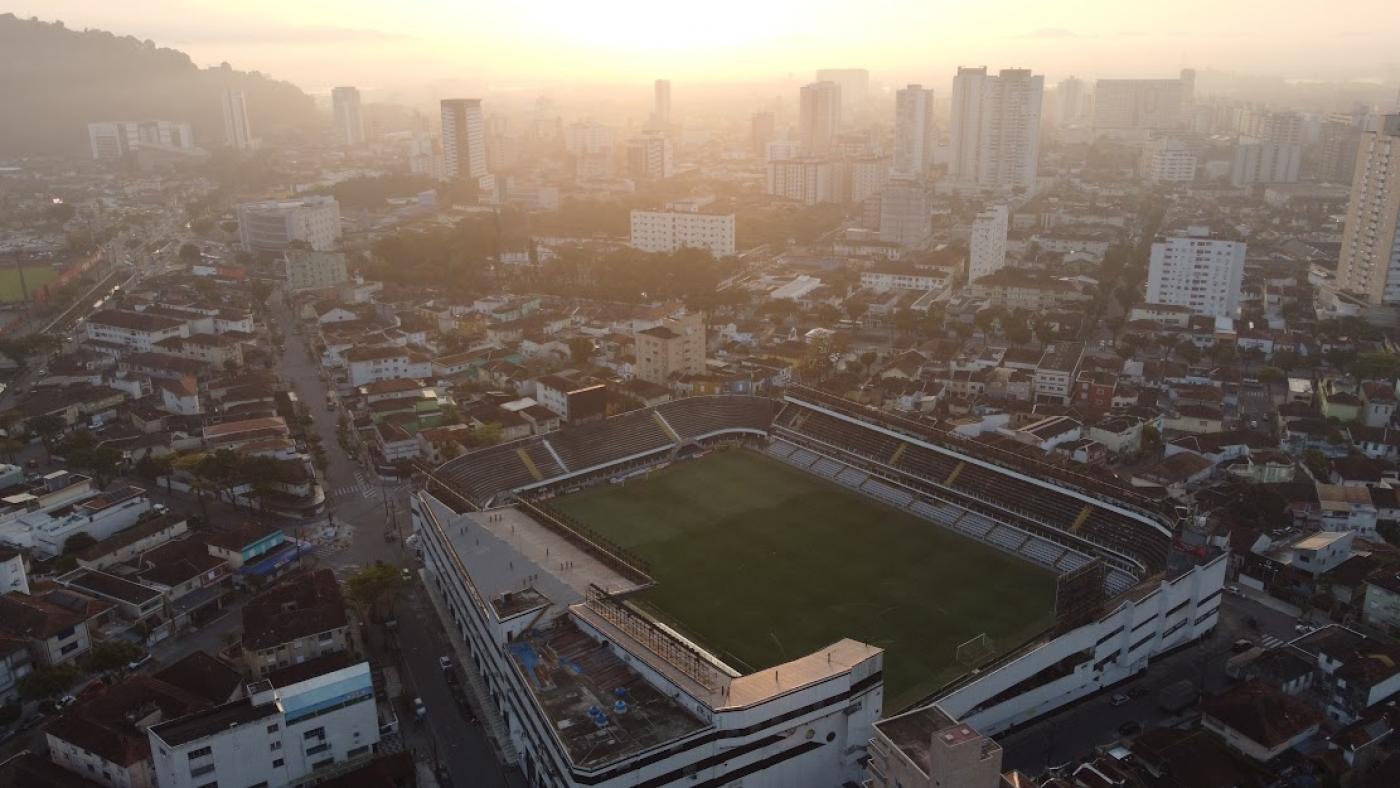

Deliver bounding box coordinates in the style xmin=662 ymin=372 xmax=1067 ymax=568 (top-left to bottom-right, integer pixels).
xmin=9 ymin=1 xmax=1400 ymax=91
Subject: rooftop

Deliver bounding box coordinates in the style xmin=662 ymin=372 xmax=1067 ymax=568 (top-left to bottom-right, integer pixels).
xmin=240 ymin=568 xmax=348 ymax=651
xmin=149 ymin=697 xmax=278 ymax=748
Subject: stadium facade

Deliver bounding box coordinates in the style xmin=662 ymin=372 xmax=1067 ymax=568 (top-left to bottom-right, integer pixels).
xmin=411 ymin=390 xmax=1225 ymax=787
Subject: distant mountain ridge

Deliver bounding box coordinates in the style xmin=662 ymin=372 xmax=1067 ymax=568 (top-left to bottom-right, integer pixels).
xmin=0 ymin=14 xmax=317 ymax=157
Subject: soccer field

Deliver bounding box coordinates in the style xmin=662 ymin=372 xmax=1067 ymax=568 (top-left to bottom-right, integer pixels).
xmin=548 ymin=449 xmax=1057 ymax=710
xmin=0 ymin=266 xmax=57 ymax=302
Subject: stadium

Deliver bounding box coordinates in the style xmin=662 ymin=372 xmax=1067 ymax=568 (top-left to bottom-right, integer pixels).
xmin=411 ymin=387 xmax=1225 ymax=787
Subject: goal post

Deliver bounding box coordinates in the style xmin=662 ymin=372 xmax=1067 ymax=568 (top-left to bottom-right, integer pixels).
xmin=955 ymin=632 xmax=996 ymax=668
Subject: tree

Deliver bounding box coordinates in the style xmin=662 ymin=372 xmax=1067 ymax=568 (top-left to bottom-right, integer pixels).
xmin=178 ymin=243 xmax=202 ymax=264
xmin=1258 ymin=366 xmax=1286 ymax=382
xmin=1140 ymin=425 xmax=1163 ymax=455
xmin=568 ymin=337 xmax=594 ymax=366
xmin=63 ymin=532 xmax=97 ymax=555
xmin=0 ymin=438 xmax=22 ymax=462
xmin=69 ymin=446 xmax=122 ymax=487
xmin=81 ymin=640 xmax=143 ymax=674
xmin=344 ymin=564 xmax=406 ymax=621
xmin=859 ymin=351 xmax=878 ymax=377
xmin=29 ymin=414 xmax=66 ymax=458
xmin=467 ymin=422 xmax=503 ymax=448
xmin=1303 ymin=450 xmax=1331 ymax=481
xmin=1355 ymin=351 xmax=1400 ymax=381
xmin=18 ymin=664 xmax=82 ymax=700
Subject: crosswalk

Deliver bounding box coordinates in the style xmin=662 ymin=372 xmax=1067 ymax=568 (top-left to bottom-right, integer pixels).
xmin=1258 ymin=634 xmax=1286 ymax=649
xmin=328 ymin=471 xmax=404 ymax=501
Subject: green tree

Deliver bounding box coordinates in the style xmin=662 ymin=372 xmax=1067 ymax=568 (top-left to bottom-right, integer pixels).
xmin=568 ymin=337 xmax=595 ymax=366
xmin=63 ymin=532 xmax=97 ymax=555
xmin=1355 ymin=351 xmax=1400 ymax=380
xmin=1141 ymin=425 xmax=1164 ymax=455
xmin=18 ymin=664 xmax=82 ymax=700
xmin=344 ymin=564 xmax=406 ymax=621
xmin=1303 ymin=449 xmax=1331 ymax=480
xmin=69 ymin=446 xmax=122 ymax=487
xmin=467 ymin=422 xmax=504 ymax=448
xmin=29 ymin=414 xmax=66 ymax=459
xmin=0 ymin=438 xmax=22 ymax=462
xmin=178 ymin=242 xmax=202 ymax=264
xmin=81 ymin=640 xmax=143 ymax=674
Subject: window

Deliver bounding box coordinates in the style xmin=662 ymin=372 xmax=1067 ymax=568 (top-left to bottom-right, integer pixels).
xmin=188 ymin=747 xmax=213 ymax=760
xmin=269 ymin=741 xmax=281 ymax=751
xmin=60 ymin=642 xmax=80 ymax=655
xmin=312 ymin=758 xmax=334 ymax=771
xmin=266 ymin=724 xmax=279 ymax=733
xmin=306 ymin=743 xmax=330 ymax=755
xmin=272 ymin=759 xmax=284 ymax=769
xmin=318 ymin=631 xmax=334 ymax=642
xmin=190 ymin=764 xmax=215 ymax=777
xmin=303 ymin=727 xmax=325 ymax=740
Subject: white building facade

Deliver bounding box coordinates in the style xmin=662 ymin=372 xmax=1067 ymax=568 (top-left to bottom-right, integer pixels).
xmin=331 ymin=86 xmax=365 ymax=146
xmin=630 ymin=210 xmax=736 ymax=257
xmin=1145 ymin=227 xmax=1246 ymax=318
xmin=968 ymin=206 xmax=1009 ymax=282
xmin=441 ymin=98 xmax=488 ymax=180
xmin=220 ymin=89 xmax=253 ymax=150
xmin=236 ymin=197 xmax=342 ymax=252
xmin=949 ymin=67 xmax=1043 ymax=193
xmin=893 ymin=85 xmax=935 ymax=178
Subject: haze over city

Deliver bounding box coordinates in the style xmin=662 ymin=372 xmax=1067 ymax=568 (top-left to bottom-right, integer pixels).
xmin=7 ymin=3 xmax=1400 ymax=788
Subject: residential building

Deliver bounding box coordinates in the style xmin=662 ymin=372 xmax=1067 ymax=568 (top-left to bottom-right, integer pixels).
xmin=1231 ymin=137 xmax=1302 ymax=186
xmin=220 ymin=88 xmax=252 ymax=150
xmin=750 ymin=111 xmax=775 ymax=156
xmin=84 ymin=310 xmax=188 ymax=352
xmin=87 ymin=120 xmax=195 ymax=159
xmin=0 ymin=591 xmax=94 ymax=666
xmin=635 ymin=312 xmax=705 ymax=385
xmin=285 ymin=249 xmax=349 ymax=291
xmin=1092 ymin=70 xmax=1194 ymax=132
xmin=767 ymin=158 xmax=836 ymax=204
xmin=629 ymin=210 xmax=735 ymax=257
xmin=1034 ymin=342 xmax=1084 ymax=404
xmin=893 ymin=85 xmax=935 ymax=178
xmin=236 ymin=197 xmax=342 ymax=252
xmin=867 ymin=708 xmax=1004 ymax=788
xmin=1337 ymin=115 xmax=1400 ymax=305
xmin=0 ymin=638 xmax=31 ymax=705
xmin=240 ymin=569 xmax=352 ymax=676
xmin=861 ymin=266 xmax=950 ymax=292
xmin=968 ymin=205 xmax=1009 ymax=281
xmin=799 ymin=81 xmax=842 ymax=155
xmin=1316 ymin=483 xmax=1379 ymax=537
xmin=0 ymin=547 xmax=27 ymax=595
xmin=1200 ymin=681 xmax=1322 ymax=762
xmin=344 ymin=346 xmax=432 ymax=387
xmin=1363 ymin=570 xmax=1400 ymax=636
xmin=148 ymin=659 xmax=380 ymax=788
xmin=1141 ymin=138 xmax=1197 ymax=182
xmin=441 ymin=98 xmax=487 ymax=180
xmin=949 ymin=67 xmax=1043 ymax=192
xmin=1145 ymin=226 xmax=1246 ymax=318
xmin=652 ymin=79 xmax=671 ymax=129
xmin=879 ymin=178 xmax=931 ymax=249
xmin=625 ymin=132 xmax=673 ymax=180
xmin=331 ymin=86 xmax=364 ymax=146
xmin=815 ymin=68 xmax=868 ymax=115
xmin=1055 ymin=76 xmax=1086 ymax=127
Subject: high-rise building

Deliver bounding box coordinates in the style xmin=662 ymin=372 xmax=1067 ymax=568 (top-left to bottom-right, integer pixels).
xmin=878 ymin=178 xmax=932 ymax=250
xmin=626 ymin=133 xmax=674 ymax=179
xmin=630 ymin=209 xmax=736 ymax=257
xmin=949 ymin=67 xmax=1044 ymax=192
xmin=635 ymin=312 xmax=706 ymax=384
xmin=331 ymin=86 xmax=365 ymax=146
xmin=236 ymin=197 xmax=342 ymax=252
xmin=653 ymin=79 xmax=672 ymax=129
xmin=1230 ymin=138 xmax=1301 ymax=186
xmin=1316 ymin=120 xmax=1363 ymax=183
xmin=799 ymin=81 xmax=842 ymax=156
xmin=440 ymin=98 xmax=488 ymax=180
xmin=1146 ymin=226 xmax=1246 ymax=318
xmin=969 ymin=206 xmax=1009 ymax=282
xmin=1140 ymin=138 xmax=1197 ymax=183
xmin=1055 ymin=76 xmax=1086 ymax=127
xmin=767 ymin=158 xmax=837 ymax=204
xmin=1092 ymin=70 xmax=1194 ymax=132
xmin=816 ymin=68 xmax=869 ymax=117
xmin=87 ymin=120 xmax=195 ymax=159
xmin=893 ymin=85 xmax=935 ymax=178
xmin=751 ymin=112 xmax=776 ymax=157
xmin=285 ymin=249 xmax=349 ymax=291
xmin=220 ymin=88 xmax=253 ymax=150
xmin=1337 ymin=116 xmax=1400 ymax=305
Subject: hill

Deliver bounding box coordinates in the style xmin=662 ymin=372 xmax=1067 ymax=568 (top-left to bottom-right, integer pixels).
xmin=0 ymin=14 xmax=317 ymax=157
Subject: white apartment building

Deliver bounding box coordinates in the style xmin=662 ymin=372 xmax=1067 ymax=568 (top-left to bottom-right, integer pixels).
xmin=1092 ymin=71 xmax=1194 ymax=132
xmin=149 ymin=661 xmax=380 ymax=788
xmin=949 ymin=67 xmax=1043 ymax=192
xmin=85 ymin=309 xmax=189 ymax=352
xmin=861 ymin=268 xmax=950 ymax=292
xmin=236 ymin=197 xmax=342 ymax=252
xmin=87 ymin=120 xmax=195 ymax=159
xmin=799 ymin=81 xmax=842 ymax=155
xmin=0 ymin=548 xmax=28 ymax=595
xmin=1336 ymin=115 xmax=1400 ymax=305
xmin=815 ymin=68 xmax=868 ymax=115
xmin=893 ymin=85 xmax=935 ymax=178
xmin=1231 ymin=137 xmax=1301 ymax=186
xmin=1055 ymin=76 xmax=1087 ymax=127
xmin=411 ymin=494 xmax=883 ymax=788
xmin=968 ymin=206 xmax=1009 ymax=282
xmin=344 ymin=346 xmax=432 ymax=387
xmin=220 ymin=89 xmax=253 ymax=150
xmin=765 ymin=139 xmax=802 ymax=162
xmin=879 ymin=178 xmax=932 ymax=249
xmin=842 ymin=156 xmax=892 ymax=205
xmin=331 ymin=86 xmax=365 ymax=146
xmin=565 ymin=121 xmax=614 ymax=155
xmin=441 ymin=98 xmax=488 ymax=180
xmin=767 ymin=158 xmax=836 ymax=204
xmin=1146 ymin=227 xmax=1246 ymax=318
xmin=630 ymin=210 xmax=736 ymax=257
xmin=626 ymin=133 xmax=674 ymax=180
xmin=285 ymin=249 xmax=349 ymax=291
xmin=1141 ymin=138 xmax=1197 ymax=183
xmin=653 ymin=79 xmax=671 ymax=129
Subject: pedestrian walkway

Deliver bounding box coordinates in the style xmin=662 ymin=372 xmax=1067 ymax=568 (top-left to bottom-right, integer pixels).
xmin=1259 ymin=633 xmax=1287 ymax=649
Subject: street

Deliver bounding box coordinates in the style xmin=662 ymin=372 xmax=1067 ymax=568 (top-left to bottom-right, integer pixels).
xmin=998 ymin=588 xmax=1306 ymax=773
xmin=267 ymin=293 xmax=522 ymax=788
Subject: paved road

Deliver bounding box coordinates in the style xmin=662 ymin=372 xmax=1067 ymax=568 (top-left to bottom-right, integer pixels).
xmin=999 ymin=589 xmax=1306 ymax=774
xmin=268 ymin=293 xmax=521 ymax=788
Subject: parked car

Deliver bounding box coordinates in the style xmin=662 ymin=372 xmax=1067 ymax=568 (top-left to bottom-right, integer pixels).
xmin=1232 ymin=638 xmax=1255 ymax=653
xmin=438 ymin=655 xmax=452 ymax=671
xmin=127 ymin=652 xmax=154 ymax=671
xmin=1110 ymin=693 xmax=1130 ymax=707
xmin=1295 ymin=623 xmax=1315 ymax=635
xmin=413 ymin=697 xmax=427 ymax=722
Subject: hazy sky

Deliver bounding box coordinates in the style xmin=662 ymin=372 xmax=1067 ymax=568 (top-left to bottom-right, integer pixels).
xmin=14 ymin=0 xmax=1400 ymax=93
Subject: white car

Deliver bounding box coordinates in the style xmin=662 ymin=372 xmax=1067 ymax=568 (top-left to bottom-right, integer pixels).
xmin=1110 ymin=693 xmax=1130 ymax=707
xmin=413 ymin=697 xmax=427 ymax=721
xmin=438 ymin=655 xmax=453 ymax=671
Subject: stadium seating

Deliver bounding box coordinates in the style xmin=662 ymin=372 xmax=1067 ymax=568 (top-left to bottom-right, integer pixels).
xmin=658 ymin=396 xmax=774 ymax=440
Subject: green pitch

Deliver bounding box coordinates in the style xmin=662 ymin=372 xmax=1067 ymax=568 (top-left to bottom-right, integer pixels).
xmin=0 ymin=266 xmax=57 ymax=302
xmin=548 ymin=449 xmax=1057 ymax=710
